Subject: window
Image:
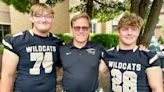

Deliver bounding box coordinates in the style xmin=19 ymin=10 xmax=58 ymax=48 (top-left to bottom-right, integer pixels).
xmin=112 ymin=25 xmax=117 ymax=32
xmin=0 ymin=24 xmax=11 ymax=42
xmin=91 ymin=23 xmax=96 ymax=33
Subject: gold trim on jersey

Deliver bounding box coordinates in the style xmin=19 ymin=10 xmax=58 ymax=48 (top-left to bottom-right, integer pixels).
xmin=2 ymin=39 xmax=13 ymax=49
xmin=29 ymin=29 xmax=34 ymax=36
xmin=13 ymin=32 xmax=23 ymax=37
xmin=149 ymin=54 xmax=158 ymax=64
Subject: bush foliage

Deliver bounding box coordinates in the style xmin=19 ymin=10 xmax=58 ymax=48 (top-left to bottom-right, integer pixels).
xmin=0 ymin=45 xmax=4 ymax=55
xmin=55 ymin=33 xmax=72 ymax=44
xmin=158 ymin=36 xmax=164 ymax=44
xmin=91 ymin=33 xmax=119 ymax=49
xmin=56 ymin=33 xmax=119 ymax=49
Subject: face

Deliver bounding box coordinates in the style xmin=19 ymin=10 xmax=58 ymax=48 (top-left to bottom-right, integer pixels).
xmin=118 ymin=25 xmax=140 ymax=46
xmin=31 ymin=11 xmax=54 ymax=33
xmin=71 ymin=17 xmax=90 ymax=45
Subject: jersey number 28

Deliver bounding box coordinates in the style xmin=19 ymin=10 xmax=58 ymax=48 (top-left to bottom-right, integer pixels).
xmin=111 ymin=69 xmax=137 ymax=92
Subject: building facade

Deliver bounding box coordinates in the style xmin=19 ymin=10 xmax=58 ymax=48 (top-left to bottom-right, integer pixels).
xmin=0 ymin=1 xmax=11 ymax=42
xmin=155 ymin=3 xmax=164 ymax=38
xmin=0 ymin=0 xmax=69 ymax=42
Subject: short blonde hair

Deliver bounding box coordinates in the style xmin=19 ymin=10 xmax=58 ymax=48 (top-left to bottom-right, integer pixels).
xmin=71 ymin=13 xmax=91 ymax=27
xmin=118 ymin=13 xmax=144 ymax=30
xmin=30 ymin=3 xmax=54 ymax=16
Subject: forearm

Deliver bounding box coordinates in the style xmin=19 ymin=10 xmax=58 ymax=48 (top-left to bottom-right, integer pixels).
xmin=1 ymin=75 xmax=14 ymax=92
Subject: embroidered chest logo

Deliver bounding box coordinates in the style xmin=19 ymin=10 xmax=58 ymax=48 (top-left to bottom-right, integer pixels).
xmin=66 ymin=52 xmax=72 ymax=55
xmin=86 ymin=48 xmax=96 ymax=55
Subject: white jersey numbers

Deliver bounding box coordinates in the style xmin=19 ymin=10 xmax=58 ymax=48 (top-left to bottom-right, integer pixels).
xmin=29 ymin=52 xmax=53 ymax=75
xmin=111 ymin=69 xmax=137 ymax=92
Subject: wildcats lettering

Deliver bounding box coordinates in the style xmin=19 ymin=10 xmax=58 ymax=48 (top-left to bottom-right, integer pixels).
xmin=26 ymin=45 xmax=56 ymax=53
xmin=108 ymin=61 xmax=141 ymax=71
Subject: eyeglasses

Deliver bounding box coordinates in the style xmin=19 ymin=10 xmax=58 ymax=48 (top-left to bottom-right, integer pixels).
xmin=33 ymin=15 xmax=54 ymax=22
xmin=72 ymin=26 xmax=90 ymax=32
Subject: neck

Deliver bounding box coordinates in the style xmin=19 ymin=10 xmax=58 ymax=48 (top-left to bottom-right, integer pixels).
xmin=73 ymin=40 xmax=87 ymax=49
xmin=119 ymin=43 xmax=137 ymax=50
xmin=32 ymin=28 xmax=49 ymax=37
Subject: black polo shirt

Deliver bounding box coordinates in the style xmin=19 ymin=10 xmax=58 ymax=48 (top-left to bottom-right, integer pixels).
xmin=59 ymin=41 xmax=104 ymax=92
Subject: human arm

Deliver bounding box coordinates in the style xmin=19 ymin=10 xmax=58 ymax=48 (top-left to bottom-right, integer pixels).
xmin=99 ymin=60 xmax=108 ymax=82
xmin=1 ymin=49 xmax=19 ymax=92
xmin=146 ymin=67 xmax=164 ymax=92
xmin=99 ymin=60 xmax=108 ymax=74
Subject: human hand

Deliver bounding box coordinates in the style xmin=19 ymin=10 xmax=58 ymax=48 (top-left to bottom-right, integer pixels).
xmin=139 ymin=44 xmax=149 ymax=51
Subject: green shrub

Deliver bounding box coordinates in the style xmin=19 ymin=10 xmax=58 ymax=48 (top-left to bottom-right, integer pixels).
xmin=55 ymin=33 xmax=72 ymax=44
xmin=110 ymin=34 xmax=119 ymax=47
xmin=90 ymin=33 xmax=119 ymax=49
xmin=5 ymin=34 xmax=13 ymax=38
xmin=0 ymin=45 xmax=4 ymax=54
xmin=89 ymin=33 xmax=95 ymax=41
xmin=158 ymin=36 xmax=164 ymax=44
xmin=56 ymin=33 xmax=119 ymax=48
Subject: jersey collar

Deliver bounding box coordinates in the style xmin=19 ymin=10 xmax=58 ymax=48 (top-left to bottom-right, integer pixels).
xmin=116 ymin=46 xmax=138 ymax=52
xmin=29 ymin=29 xmax=50 ymax=37
xmin=68 ymin=41 xmax=94 ymax=49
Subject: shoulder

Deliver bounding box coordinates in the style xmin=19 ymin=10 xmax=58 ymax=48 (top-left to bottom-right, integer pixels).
xmin=104 ymin=47 xmax=116 ymax=55
xmin=3 ymin=30 xmax=28 ymax=48
xmin=2 ymin=30 xmax=29 ymax=54
xmin=138 ymin=49 xmax=157 ymax=59
xmin=59 ymin=44 xmax=70 ymax=50
xmin=51 ymin=33 xmax=60 ymax=40
xmin=139 ymin=50 xmax=158 ymax=64
xmin=88 ymin=41 xmax=105 ymax=49
xmin=49 ymin=33 xmax=63 ymax=45
xmin=5 ymin=30 xmax=27 ymax=39
xmin=106 ymin=47 xmax=115 ymax=52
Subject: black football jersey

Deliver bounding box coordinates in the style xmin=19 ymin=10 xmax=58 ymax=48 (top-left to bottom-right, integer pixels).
xmin=2 ymin=30 xmax=61 ymax=92
xmin=103 ymin=46 xmax=161 ymax=92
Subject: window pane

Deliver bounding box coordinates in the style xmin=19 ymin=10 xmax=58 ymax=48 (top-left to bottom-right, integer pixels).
xmin=0 ymin=30 xmax=2 ymax=42
xmin=0 ymin=25 xmax=11 ymax=42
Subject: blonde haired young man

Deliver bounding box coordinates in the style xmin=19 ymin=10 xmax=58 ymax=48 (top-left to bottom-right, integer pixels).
xmin=102 ymin=13 xmax=164 ymax=92
xmin=1 ymin=3 xmax=61 ymax=92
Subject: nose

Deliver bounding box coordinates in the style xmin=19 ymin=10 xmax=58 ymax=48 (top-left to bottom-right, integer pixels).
xmin=79 ymin=28 xmax=83 ymax=33
xmin=41 ymin=16 xmax=46 ymax=21
xmin=127 ymin=29 xmax=132 ymax=34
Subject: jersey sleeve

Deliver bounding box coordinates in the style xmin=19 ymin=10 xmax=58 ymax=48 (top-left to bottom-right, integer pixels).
xmin=54 ymin=37 xmax=63 ymax=67
xmin=56 ymin=45 xmax=62 ymax=67
xmin=102 ymin=47 xmax=115 ymax=63
xmin=2 ymin=36 xmax=16 ymax=54
xmin=145 ymin=51 xmax=161 ymax=71
xmin=2 ymin=32 xmax=24 ymax=55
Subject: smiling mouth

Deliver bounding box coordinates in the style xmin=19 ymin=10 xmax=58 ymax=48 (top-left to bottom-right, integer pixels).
xmin=78 ymin=35 xmax=85 ymax=37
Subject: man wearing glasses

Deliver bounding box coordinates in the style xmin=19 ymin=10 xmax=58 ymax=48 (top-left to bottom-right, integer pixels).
xmin=1 ymin=3 xmax=61 ymax=92
xmin=59 ymin=13 xmax=105 ymax=92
